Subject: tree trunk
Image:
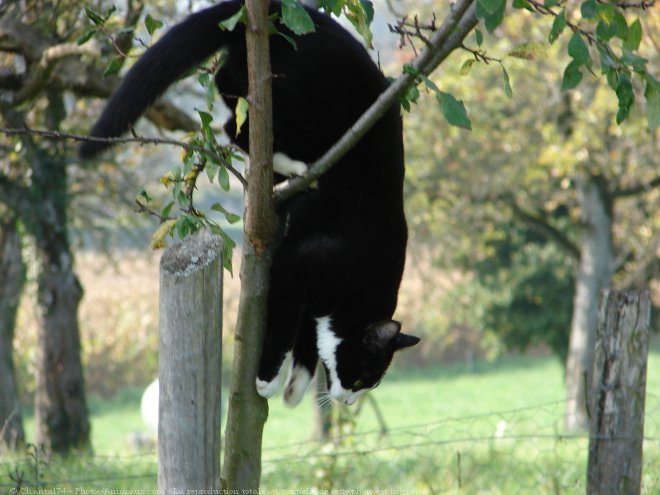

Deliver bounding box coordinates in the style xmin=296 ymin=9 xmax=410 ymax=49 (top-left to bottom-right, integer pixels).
xmin=565 ymin=175 xmax=614 ymax=431
xmin=30 ymin=149 xmax=90 ymax=453
xmin=0 ymin=215 xmax=26 ymax=452
xmin=222 ymin=0 xmax=274 ymax=489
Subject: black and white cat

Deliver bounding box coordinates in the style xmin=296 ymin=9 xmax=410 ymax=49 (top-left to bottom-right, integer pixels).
xmin=80 ymin=0 xmax=419 ymax=406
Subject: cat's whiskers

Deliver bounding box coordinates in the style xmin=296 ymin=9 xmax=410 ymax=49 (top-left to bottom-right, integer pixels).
xmin=315 ymin=392 xmax=334 ymax=412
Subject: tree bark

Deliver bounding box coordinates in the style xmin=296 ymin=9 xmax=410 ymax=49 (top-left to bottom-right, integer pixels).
xmin=222 ymin=0 xmax=274 ymax=489
xmin=587 ymin=290 xmax=650 ymax=495
xmin=565 ymin=175 xmax=614 ymax=431
xmin=0 ymin=215 xmax=26 ymax=452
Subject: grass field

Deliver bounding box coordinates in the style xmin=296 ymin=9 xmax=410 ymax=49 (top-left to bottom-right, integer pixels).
xmin=5 ymin=351 xmax=660 ymax=494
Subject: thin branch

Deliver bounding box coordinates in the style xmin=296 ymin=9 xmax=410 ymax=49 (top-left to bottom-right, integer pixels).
xmin=508 ymin=200 xmax=581 ymax=262
xmin=274 ymin=0 xmax=478 ymax=202
xmin=613 ymin=0 xmax=655 ymax=8
xmin=0 ymin=126 xmax=247 ymax=188
xmin=612 ymin=175 xmax=660 ymax=198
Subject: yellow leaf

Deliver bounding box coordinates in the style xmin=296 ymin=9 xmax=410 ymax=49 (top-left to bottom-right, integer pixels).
xmin=151 ymin=219 xmax=176 ymax=249
xmin=235 ymin=97 xmax=249 ymax=137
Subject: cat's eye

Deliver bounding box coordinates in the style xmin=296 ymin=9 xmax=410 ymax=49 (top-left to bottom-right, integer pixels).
xmin=352 ymin=379 xmax=364 ymax=389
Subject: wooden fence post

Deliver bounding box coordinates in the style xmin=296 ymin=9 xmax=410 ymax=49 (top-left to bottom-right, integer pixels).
xmin=587 ymin=290 xmax=651 ymax=495
xmin=158 ymin=230 xmax=223 ymax=493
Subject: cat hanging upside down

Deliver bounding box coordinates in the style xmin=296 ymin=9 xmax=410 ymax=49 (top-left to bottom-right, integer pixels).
xmin=80 ymin=0 xmax=420 ymax=406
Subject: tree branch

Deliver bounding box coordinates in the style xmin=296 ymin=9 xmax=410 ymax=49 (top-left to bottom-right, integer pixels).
xmin=0 ymin=13 xmax=197 ymax=135
xmin=274 ymin=0 xmax=478 ymax=202
xmin=612 ymin=175 xmax=660 ymax=198
xmin=508 ymin=199 xmax=581 ymax=261
xmin=0 ymin=126 xmax=247 ymax=188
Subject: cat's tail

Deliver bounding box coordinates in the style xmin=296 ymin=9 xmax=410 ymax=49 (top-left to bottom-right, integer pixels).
xmin=79 ymin=0 xmax=245 ymax=158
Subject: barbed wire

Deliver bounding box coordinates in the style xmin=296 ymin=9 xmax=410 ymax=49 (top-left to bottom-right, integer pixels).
xmin=1 ymin=395 xmax=658 ymax=493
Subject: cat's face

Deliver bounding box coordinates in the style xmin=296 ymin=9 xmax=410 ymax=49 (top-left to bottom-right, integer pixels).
xmin=317 ymin=318 xmax=419 ymax=405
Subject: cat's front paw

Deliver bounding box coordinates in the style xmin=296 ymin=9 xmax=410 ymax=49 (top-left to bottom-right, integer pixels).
xmin=283 ymin=365 xmax=312 ymax=407
xmin=256 ymin=376 xmax=280 ymax=398
xmin=273 ymin=152 xmax=308 ymax=177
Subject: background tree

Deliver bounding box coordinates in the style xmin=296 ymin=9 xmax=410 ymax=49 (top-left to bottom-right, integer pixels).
xmin=404 ymin=8 xmax=659 ymax=430
xmin=0 ymin=211 xmax=26 ymax=452
xmin=0 ymin=0 xmax=196 ymax=453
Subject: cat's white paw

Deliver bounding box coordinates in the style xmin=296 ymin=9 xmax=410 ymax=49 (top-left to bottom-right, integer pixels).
xmin=283 ymin=365 xmax=312 ymax=407
xmin=273 ymin=152 xmax=308 ymax=177
xmin=256 ymin=376 xmax=280 ymax=398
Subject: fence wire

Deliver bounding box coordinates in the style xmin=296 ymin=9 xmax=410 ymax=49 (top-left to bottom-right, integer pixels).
xmin=2 ymin=394 xmax=659 ymax=495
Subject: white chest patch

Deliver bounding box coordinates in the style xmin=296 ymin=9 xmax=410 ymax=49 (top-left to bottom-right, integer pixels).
xmin=316 ymin=316 xmax=355 ymax=403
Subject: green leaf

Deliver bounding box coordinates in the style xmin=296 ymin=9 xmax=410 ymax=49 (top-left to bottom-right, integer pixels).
xmin=512 ymin=0 xmax=533 ymax=11
xmin=198 ymin=73 xmax=215 ymax=110
xmin=102 ymin=57 xmax=123 ymax=77
xmin=501 ymin=66 xmax=513 ymax=98
xmin=281 ymin=0 xmax=316 ymax=35
xmin=544 ymin=0 xmax=559 ymax=6
xmin=211 ymin=203 xmax=242 ymax=224
xmin=161 ymin=201 xmax=175 ymax=220
xmin=561 ymin=60 xmax=583 ymax=91
xmin=198 ymin=110 xmax=213 ymax=129
xmin=343 ymin=0 xmax=374 ymax=47
xmin=76 ymin=28 xmax=96 ymax=46
xmin=359 ymin=0 xmax=375 ymax=25
xmin=644 ymin=75 xmax=660 ymax=131
xmin=621 ymin=49 xmax=648 ymax=71
xmin=476 ymin=0 xmax=506 ymax=32
xmin=596 ymin=20 xmax=616 ymax=42
xmin=84 ymin=7 xmax=105 ymax=26
xmin=422 ymin=75 xmax=439 ymax=93
xmin=615 ymin=73 xmax=634 ymax=124
xmin=145 ymin=14 xmax=164 ymax=36
xmin=597 ymin=45 xmax=617 ymax=74
xmin=235 ymin=97 xmax=249 ymax=137
xmin=268 ymin=21 xmax=298 ymax=49
xmin=580 ymin=0 xmax=596 ymax=19
xmin=219 ymin=6 xmax=246 ymax=31
xmin=138 ymin=189 xmax=153 ymax=203
xmin=436 ymin=91 xmax=472 ymax=130
xmin=612 ymin=12 xmax=628 ymax=40
xmin=548 ymin=10 xmax=566 ymax=44
xmin=475 ymin=28 xmax=484 ymax=47
xmin=478 ymin=0 xmax=505 ymax=15
xmin=103 ymin=6 xmax=117 ymax=22
xmin=595 ymin=2 xmax=616 ymax=23
xmin=218 ymin=165 xmax=230 ymax=191
xmin=568 ymin=32 xmax=590 ymax=67
xmin=623 ymin=19 xmax=642 ymax=51
xmin=400 ymin=84 xmax=420 ymax=112
xmin=606 ymin=68 xmax=619 ymax=91
xmin=460 ymin=59 xmax=477 ymax=76
xmin=208 ymin=223 xmax=236 ymax=273
xmin=319 ymin=0 xmax=342 ymax=14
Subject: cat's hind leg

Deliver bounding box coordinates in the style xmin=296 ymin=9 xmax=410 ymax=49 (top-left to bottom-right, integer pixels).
xmin=284 ymin=314 xmax=318 ymax=407
xmin=256 ymin=247 xmax=304 ymax=398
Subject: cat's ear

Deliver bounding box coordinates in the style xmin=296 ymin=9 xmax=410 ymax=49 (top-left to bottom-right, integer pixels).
xmin=364 ymin=320 xmax=401 ymax=348
xmin=393 ymin=333 xmax=420 ymax=351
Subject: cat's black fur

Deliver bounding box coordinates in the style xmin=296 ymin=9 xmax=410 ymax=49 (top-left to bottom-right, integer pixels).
xmin=80 ymin=0 xmax=419 ymax=406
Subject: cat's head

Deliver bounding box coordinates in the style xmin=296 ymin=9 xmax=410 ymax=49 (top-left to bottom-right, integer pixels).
xmin=318 ymin=318 xmax=419 ymax=405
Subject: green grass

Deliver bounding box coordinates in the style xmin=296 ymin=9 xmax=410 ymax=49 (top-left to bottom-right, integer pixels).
xmin=7 ymin=351 xmax=660 ymax=494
